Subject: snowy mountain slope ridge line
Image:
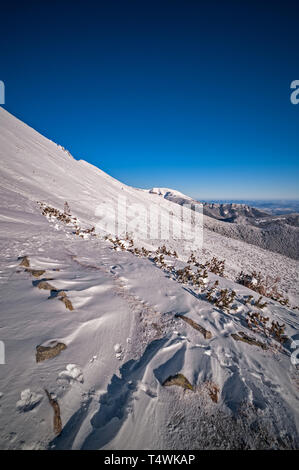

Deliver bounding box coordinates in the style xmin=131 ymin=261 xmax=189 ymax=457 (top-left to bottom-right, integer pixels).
xmin=148 ymin=187 xmax=193 ymax=202
xmin=0 ymin=108 xmax=201 ymax=247
xmin=0 ymin=108 xmax=298 ymax=449
xmin=147 ymin=187 xmax=299 ymax=260
xmin=202 ymin=201 xmax=270 ymax=222
xmin=202 ymin=201 xmax=299 ymax=229
xmin=0 ymin=106 xmax=297 ymax=300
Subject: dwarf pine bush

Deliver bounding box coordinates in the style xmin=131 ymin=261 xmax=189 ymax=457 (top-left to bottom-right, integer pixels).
xmin=236 ymin=271 xmax=289 ymax=306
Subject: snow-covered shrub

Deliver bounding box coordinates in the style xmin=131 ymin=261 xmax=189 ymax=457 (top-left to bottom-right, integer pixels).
xmin=253 ymin=296 xmax=267 ymax=309
xmin=64 ymin=201 xmax=71 ymax=216
xmin=205 ymin=257 xmax=225 ymax=276
xmin=246 ymin=311 xmax=287 ymax=344
xmin=205 ymin=283 xmax=236 ymax=312
xmin=236 ymin=271 xmax=289 ymax=306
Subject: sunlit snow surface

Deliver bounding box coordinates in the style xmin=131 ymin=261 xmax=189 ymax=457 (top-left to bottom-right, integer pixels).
xmin=0 ymin=108 xmax=298 ymax=449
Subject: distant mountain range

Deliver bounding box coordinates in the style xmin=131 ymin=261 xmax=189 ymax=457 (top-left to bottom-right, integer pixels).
xmin=148 ymin=189 xmax=299 ymax=259
xmin=200 ymin=199 xmax=299 ymax=215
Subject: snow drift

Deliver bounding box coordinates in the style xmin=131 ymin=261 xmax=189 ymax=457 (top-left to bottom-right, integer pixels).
xmin=0 ymin=107 xmax=298 ymax=450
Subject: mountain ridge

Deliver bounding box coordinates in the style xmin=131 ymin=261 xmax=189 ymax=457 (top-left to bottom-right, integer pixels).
xmin=147 ymin=186 xmax=299 ymax=260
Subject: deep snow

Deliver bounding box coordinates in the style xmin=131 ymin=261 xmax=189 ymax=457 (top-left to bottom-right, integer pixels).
xmin=0 ymin=107 xmax=298 ymax=449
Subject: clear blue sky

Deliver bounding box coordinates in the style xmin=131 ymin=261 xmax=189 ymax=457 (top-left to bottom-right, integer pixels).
xmin=1 ymin=0 xmax=298 ymax=199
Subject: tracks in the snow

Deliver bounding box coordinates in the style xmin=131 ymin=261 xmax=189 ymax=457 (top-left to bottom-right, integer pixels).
xmin=68 ymin=252 xmax=171 ymax=359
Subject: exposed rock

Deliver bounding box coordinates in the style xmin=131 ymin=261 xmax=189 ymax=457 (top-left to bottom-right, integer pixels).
xmin=163 ymin=373 xmax=194 ymax=391
xmin=36 ymin=341 xmax=67 ymax=363
xmin=19 ymin=256 xmax=30 ymax=268
xmin=25 ymin=268 xmax=46 ymax=277
xmin=57 ymin=291 xmax=67 ymax=298
xmin=59 ymin=296 xmax=74 ymax=311
xmin=231 ymin=331 xmax=268 ymax=350
xmin=176 ymin=314 xmax=212 ymax=339
xmin=37 ymin=280 xmax=56 ymax=291
xmin=49 ymin=290 xmax=67 ymax=299
xmin=45 ymin=389 xmax=62 ymax=436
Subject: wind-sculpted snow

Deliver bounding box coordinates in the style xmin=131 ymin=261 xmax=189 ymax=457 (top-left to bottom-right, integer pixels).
xmin=0 ymin=108 xmax=298 ymax=449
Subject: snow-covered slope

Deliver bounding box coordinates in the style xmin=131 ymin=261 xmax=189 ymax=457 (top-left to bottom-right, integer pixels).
xmin=148 ymin=187 xmax=299 ymax=260
xmin=0 ymin=110 xmax=177 ymax=237
xmin=0 ymin=108 xmax=298 ymax=450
